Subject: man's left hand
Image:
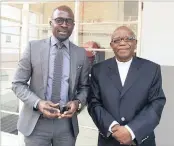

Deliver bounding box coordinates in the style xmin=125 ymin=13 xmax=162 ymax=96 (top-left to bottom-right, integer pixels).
xmin=112 ymin=126 xmax=132 ymax=145
xmin=60 ymin=100 xmax=79 ymax=118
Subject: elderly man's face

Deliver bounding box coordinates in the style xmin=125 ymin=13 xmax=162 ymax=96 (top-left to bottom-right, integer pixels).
xmin=50 ymin=9 xmax=74 ymax=41
xmin=110 ymin=28 xmax=137 ymax=61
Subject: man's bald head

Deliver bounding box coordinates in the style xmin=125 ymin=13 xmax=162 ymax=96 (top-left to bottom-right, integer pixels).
xmin=110 ymin=25 xmax=137 ymax=62
xmin=112 ymin=26 xmax=136 ymax=39
xmin=51 ymin=5 xmax=74 ymax=20
xmin=50 ymin=5 xmax=75 ymax=42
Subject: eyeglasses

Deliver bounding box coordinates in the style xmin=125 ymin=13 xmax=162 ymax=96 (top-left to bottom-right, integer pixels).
xmin=111 ymin=36 xmax=136 ymax=44
xmin=53 ymin=17 xmax=74 ymax=25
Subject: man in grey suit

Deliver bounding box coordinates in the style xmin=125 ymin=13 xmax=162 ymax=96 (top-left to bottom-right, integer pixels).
xmin=12 ymin=5 xmax=90 ymax=146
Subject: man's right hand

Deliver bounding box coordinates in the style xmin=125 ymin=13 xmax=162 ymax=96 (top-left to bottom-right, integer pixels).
xmin=112 ymin=125 xmax=132 ymax=145
xmin=37 ymin=100 xmax=61 ymax=118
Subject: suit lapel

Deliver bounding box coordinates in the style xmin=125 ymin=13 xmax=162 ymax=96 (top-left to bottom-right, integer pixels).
xmin=40 ymin=38 xmax=51 ymax=92
xmin=69 ymin=42 xmax=77 ymax=98
xmin=107 ymin=58 xmax=122 ymax=92
xmin=121 ymin=57 xmax=142 ymax=97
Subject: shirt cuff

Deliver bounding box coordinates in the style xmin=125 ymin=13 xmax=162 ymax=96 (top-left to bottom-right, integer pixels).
xmin=34 ymin=99 xmax=41 ymax=109
xmin=108 ymin=121 xmax=119 ymax=133
xmin=125 ymin=125 xmax=135 ymax=140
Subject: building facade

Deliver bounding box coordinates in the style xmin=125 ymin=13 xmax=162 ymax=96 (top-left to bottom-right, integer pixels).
xmin=0 ymin=1 xmax=173 ymax=146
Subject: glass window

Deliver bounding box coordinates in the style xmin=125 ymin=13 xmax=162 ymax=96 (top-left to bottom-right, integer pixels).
xmin=1 ymin=34 xmax=20 ymax=49
xmin=28 ymin=12 xmax=40 ymax=39
xmin=1 ymin=4 xmax=21 ymax=21
xmin=0 ymin=4 xmax=21 ymax=137
xmin=124 ymin=1 xmax=138 ymax=21
xmin=78 ymin=1 xmax=138 ymax=60
xmin=29 ymin=12 xmax=37 ymax=24
xmin=1 ymin=20 xmax=21 ymax=35
xmin=29 ymin=26 xmax=38 ymax=38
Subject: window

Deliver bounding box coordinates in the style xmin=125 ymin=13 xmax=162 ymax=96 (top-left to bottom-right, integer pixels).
xmin=6 ymin=35 xmax=11 ymax=43
xmin=1 ymin=4 xmax=21 ymax=21
xmin=0 ymin=4 xmax=22 ymax=136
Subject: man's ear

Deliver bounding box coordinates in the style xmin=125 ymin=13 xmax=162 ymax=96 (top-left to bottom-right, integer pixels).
xmin=72 ymin=22 xmax=75 ymax=29
xmin=135 ymin=40 xmax=138 ymax=48
xmin=134 ymin=40 xmax=138 ymax=50
xmin=135 ymin=40 xmax=138 ymax=45
xmin=49 ymin=21 xmax=52 ymax=26
xmin=110 ymin=42 xmax=113 ymax=48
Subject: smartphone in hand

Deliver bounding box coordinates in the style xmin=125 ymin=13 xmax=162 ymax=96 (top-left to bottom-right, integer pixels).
xmin=59 ymin=105 xmax=69 ymax=114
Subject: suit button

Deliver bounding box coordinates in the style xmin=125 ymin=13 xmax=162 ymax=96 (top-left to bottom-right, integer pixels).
xmin=121 ymin=117 xmax=125 ymax=121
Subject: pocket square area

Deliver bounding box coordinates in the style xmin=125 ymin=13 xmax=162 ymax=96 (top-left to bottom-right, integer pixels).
xmin=77 ymin=65 xmax=82 ymax=69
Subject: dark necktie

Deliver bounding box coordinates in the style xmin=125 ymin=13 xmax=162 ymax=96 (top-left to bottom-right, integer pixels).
xmin=51 ymin=42 xmax=64 ymax=103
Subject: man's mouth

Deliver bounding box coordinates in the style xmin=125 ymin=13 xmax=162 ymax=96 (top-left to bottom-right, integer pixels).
xmin=58 ymin=31 xmax=68 ymax=35
xmin=118 ymin=48 xmax=129 ymax=51
xmin=118 ymin=46 xmax=131 ymax=50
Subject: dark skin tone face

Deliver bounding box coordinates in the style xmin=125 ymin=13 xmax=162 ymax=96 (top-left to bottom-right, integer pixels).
xmin=50 ymin=8 xmax=75 ymax=42
xmin=110 ymin=26 xmax=137 ymax=62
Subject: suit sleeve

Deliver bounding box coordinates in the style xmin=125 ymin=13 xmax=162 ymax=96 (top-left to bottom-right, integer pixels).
xmin=127 ymin=65 xmax=166 ymax=144
xmin=75 ymin=50 xmax=90 ymax=108
xmin=12 ymin=42 xmax=40 ymax=109
xmin=87 ymin=66 xmax=116 ymax=137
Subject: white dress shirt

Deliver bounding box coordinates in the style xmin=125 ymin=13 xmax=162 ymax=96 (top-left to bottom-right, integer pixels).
xmin=108 ymin=58 xmax=135 ymax=140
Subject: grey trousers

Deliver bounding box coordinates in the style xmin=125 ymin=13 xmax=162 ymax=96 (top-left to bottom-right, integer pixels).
xmin=24 ymin=116 xmax=76 ymax=146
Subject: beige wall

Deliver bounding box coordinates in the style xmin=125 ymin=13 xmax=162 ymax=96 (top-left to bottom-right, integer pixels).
xmin=29 ymin=3 xmax=44 ymax=14
xmin=42 ymin=2 xmax=75 ymax=24
xmin=80 ymin=2 xmax=124 ymax=22
xmin=9 ymin=4 xmax=23 ymax=9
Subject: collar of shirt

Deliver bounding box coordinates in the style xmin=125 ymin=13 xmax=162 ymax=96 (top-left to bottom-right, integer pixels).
xmin=51 ymin=35 xmax=69 ymax=52
xmin=115 ymin=57 xmax=133 ymax=66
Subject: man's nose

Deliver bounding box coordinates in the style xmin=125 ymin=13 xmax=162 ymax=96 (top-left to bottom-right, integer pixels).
xmin=61 ymin=21 xmax=68 ymax=27
xmin=119 ymin=40 xmax=126 ymax=45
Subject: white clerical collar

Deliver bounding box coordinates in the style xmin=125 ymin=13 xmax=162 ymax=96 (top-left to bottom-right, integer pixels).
xmin=115 ymin=57 xmax=133 ymax=65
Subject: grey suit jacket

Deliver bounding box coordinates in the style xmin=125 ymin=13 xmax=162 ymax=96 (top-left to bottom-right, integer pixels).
xmin=12 ymin=37 xmax=90 ymax=137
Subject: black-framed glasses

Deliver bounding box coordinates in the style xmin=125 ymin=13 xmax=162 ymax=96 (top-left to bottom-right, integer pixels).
xmin=52 ymin=17 xmax=74 ymax=25
xmin=111 ymin=36 xmax=136 ymax=44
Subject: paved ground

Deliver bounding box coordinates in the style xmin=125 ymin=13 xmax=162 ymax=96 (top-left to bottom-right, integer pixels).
xmin=1 ymin=108 xmax=99 ymax=146
xmin=76 ymin=107 xmax=98 ymax=146
xmin=0 ymin=69 xmax=99 ymax=146
xmin=1 ymin=72 xmax=99 ymax=145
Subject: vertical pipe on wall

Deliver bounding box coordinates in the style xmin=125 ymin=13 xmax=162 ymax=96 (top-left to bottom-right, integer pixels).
xmin=73 ymin=0 xmax=80 ymax=45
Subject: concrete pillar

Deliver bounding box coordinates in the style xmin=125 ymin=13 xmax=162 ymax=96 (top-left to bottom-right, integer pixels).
xmin=20 ymin=3 xmax=29 ymax=55
xmin=71 ymin=0 xmax=80 ymax=45
xmin=18 ymin=3 xmax=29 ymax=146
xmin=136 ymin=1 xmax=143 ymax=56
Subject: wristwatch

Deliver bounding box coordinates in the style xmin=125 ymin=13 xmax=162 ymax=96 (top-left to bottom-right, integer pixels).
xmin=76 ymin=99 xmax=82 ymax=111
xmin=33 ymin=102 xmax=39 ymax=111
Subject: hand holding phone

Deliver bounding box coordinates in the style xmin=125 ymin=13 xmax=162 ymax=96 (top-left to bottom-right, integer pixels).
xmin=59 ymin=105 xmax=69 ymax=114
